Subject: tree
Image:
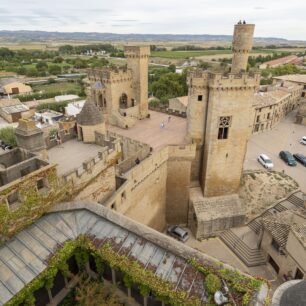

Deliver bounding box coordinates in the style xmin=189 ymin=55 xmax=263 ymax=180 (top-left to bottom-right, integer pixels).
xmin=36 ymin=61 xmax=48 ymax=71
xmin=168 ymin=64 xmax=176 ymax=73
xmin=75 ymin=278 xmax=122 ymax=306
xmin=25 ymin=67 xmax=38 ymax=77
xmin=48 ymin=64 xmax=62 ymax=75
xmin=53 ymin=56 xmax=64 ymax=63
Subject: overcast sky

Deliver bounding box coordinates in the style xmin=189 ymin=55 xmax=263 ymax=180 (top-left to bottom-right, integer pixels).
xmin=0 ymin=0 xmax=305 ymax=40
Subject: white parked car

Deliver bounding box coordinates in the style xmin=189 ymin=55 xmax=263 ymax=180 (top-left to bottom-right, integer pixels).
xmin=258 ymin=154 xmax=274 ymax=169
xmin=300 ymin=136 xmax=306 ymax=145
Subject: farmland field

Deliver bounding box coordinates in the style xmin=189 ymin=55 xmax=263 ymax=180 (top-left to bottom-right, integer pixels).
xmin=33 ymin=81 xmax=82 ymax=94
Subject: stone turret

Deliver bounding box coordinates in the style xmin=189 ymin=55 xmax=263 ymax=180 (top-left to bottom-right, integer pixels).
xmin=76 ymin=99 xmax=105 ymax=143
xmin=231 ymin=22 xmax=255 ymax=74
xmin=15 ymin=119 xmax=48 ymax=159
xmin=124 ymin=46 xmax=150 ymax=118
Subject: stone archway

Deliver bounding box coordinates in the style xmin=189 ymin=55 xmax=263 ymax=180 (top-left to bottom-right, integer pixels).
xmin=119 ymin=93 xmax=128 ymax=109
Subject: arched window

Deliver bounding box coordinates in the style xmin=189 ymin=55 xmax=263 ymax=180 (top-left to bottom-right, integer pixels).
xmin=119 ymin=93 xmax=128 ymax=109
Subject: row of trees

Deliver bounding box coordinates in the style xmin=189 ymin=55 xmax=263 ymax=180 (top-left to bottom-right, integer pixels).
xmin=149 ymin=65 xmax=188 ymax=106
xmin=59 ymin=44 xmax=117 ymax=55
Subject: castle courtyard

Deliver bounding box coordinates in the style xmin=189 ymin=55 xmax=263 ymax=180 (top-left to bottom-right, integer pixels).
xmin=48 ymin=139 xmax=104 ymax=175
xmin=107 ymin=110 xmax=187 ymax=151
xmin=244 ymin=110 xmax=306 ymax=192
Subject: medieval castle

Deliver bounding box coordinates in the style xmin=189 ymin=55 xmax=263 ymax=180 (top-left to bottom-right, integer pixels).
xmin=0 ymin=21 xmax=304 ymax=306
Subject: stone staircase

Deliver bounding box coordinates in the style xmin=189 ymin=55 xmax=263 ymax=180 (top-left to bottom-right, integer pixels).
xmin=248 ymin=191 xmax=305 ymax=235
xmin=287 ymin=193 xmax=304 ymax=209
xmin=220 ymin=229 xmax=266 ymax=267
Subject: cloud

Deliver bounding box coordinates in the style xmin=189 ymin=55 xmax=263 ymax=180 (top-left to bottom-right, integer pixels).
xmin=0 ymin=0 xmax=305 ymax=40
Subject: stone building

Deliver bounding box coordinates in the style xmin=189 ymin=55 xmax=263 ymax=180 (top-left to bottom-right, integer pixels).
xmin=87 ymin=46 xmax=150 ymax=128
xmin=296 ymin=100 xmax=306 ymax=125
xmin=0 ymin=98 xmax=30 ymax=123
xmin=252 ymin=82 xmax=303 ymax=133
xmin=15 ymin=119 xmax=48 ymax=160
xmin=273 ymin=74 xmax=306 ymax=98
xmin=76 ymin=99 xmax=105 ymax=143
xmin=259 ymin=208 xmax=306 ymax=280
xmin=168 ymin=96 xmax=188 ymax=116
xmin=186 ymin=22 xmax=260 ymax=239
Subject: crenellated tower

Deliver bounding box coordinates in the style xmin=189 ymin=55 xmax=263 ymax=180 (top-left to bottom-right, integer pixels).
xmin=231 ymin=22 xmax=255 ymax=73
xmin=186 ymin=22 xmax=260 ymax=238
xmin=124 ymin=46 xmax=150 ymax=118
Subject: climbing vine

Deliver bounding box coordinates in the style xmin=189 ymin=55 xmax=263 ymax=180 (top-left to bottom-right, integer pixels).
xmin=188 ymin=258 xmax=266 ymax=305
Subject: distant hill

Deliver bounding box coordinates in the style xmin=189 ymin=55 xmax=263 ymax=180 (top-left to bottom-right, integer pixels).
xmin=0 ymin=30 xmax=305 ymax=45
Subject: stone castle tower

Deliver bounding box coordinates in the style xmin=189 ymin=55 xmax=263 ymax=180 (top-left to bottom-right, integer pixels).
xmin=124 ymin=46 xmax=150 ymax=118
xmin=187 ymin=22 xmax=260 ymax=238
xmin=231 ymin=23 xmax=255 ymax=73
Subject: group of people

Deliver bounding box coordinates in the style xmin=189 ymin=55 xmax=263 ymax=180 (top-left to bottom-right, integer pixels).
xmin=160 ymin=116 xmax=172 ymax=129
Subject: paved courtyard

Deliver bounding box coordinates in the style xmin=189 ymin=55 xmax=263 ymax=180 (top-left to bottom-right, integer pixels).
xmin=48 ymin=139 xmax=103 ymax=176
xmin=244 ymin=110 xmax=306 ymax=192
xmin=107 ymin=110 xmax=187 ymax=151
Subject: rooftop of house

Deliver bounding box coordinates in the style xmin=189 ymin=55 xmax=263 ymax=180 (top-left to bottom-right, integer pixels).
xmin=107 ymin=110 xmax=187 ymax=151
xmin=0 ymin=99 xmax=29 ymax=114
xmin=169 ymin=96 xmax=189 ymax=107
xmin=261 ymin=208 xmax=306 ymax=248
xmin=273 ymin=74 xmax=306 ymax=85
xmin=252 ymin=89 xmax=290 ymax=108
xmin=261 ymin=55 xmax=300 ymax=66
xmin=0 ymin=201 xmax=261 ymax=306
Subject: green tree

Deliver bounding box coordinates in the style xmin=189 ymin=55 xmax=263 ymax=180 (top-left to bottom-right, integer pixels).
xmin=36 ymin=61 xmax=48 ymax=71
xmin=168 ymin=64 xmax=176 ymax=73
xmin=48 ymin=64 xmax=62 ymax=75
xmin=75 ymin=278 xmax=122 ymax=306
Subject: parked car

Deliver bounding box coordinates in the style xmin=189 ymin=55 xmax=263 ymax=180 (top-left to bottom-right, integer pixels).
xmin=293 ymin=153 xmax=306 ymax=166
xmin=257 ymin=154 xmax=274 ymax=169
xmin=0 ymin=141 xmax=12 ymax=151
xmin=279 ymin=151 xmax=297 ymax=166
xmin=300 ymin=136 xmax=306 ymax=145
xmin=167 ymin=225 xmax=189 ymax=242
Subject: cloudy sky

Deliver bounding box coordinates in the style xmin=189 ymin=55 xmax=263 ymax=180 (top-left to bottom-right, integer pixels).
xmin=0 ymin=0 xmax=305 ymax=40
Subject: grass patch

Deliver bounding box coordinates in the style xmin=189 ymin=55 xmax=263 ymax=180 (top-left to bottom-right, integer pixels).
xmin=32 ymin=81 xmax=81 ymax=94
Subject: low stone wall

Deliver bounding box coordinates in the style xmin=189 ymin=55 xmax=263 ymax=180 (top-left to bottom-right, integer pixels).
xmin=100 ymin=130 xmax=151 ymax=174
xmin=44 ymin=127 xmax=76 ymax=149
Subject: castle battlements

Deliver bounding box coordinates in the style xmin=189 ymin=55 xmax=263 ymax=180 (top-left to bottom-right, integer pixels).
xmin=188 ymin=70 xmax=260 ymax=90
xmin=124 ymin=46 xmax=150 ymax=58
xmin=87 ymin=68 xmax=133 ymax=84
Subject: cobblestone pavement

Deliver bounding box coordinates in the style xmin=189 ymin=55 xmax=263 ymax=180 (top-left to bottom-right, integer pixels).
xmin=244 ymin=110 xmax=306 ymax=192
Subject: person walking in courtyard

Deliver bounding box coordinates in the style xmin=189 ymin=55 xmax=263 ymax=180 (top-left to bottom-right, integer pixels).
xmin=168 ymin=116 xmax=171 ymax=123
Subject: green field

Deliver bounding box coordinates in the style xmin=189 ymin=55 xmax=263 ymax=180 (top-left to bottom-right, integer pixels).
xmin=150 ymin=49 xmax=290 ymax=59
xmin=33 ymin=81 xmax=81 ymax=94
xmin=151 ymin=50 xmax=234 ymax=58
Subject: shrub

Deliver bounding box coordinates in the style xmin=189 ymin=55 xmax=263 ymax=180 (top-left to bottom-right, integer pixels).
xmin=205 ymin=273 xmax=221 ymax=294
xmin=0 ymin=127 xmax=17 ymax=147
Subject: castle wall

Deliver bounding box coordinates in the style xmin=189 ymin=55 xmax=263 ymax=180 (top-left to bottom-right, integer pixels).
xmin=101 ymin=144 xmax=196 ymax=231
xmin=75 ymin=165 xmax=116 ymax=203
xmin=105 ymin=148 xmax=168 ymax=231
xmin=166 ymin=145 xmax=196 ymax=225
